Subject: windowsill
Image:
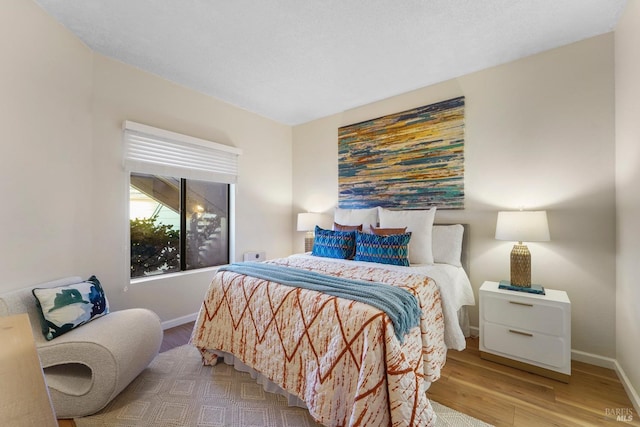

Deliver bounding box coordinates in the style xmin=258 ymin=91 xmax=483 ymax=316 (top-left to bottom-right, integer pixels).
xmin=130 ymin=265 xmax=225 ymax=285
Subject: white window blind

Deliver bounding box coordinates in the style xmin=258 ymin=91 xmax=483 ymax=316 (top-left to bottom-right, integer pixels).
xmin=123 ymin=121 xmax=242 ymax=184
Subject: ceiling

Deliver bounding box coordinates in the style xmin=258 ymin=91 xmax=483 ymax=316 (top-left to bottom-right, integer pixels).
xmin=33 ymin=0 xmax=626 ymax=126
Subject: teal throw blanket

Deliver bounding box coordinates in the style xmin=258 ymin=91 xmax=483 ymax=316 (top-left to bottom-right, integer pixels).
xmin=219 ymin=262 xmax=421 ymax=342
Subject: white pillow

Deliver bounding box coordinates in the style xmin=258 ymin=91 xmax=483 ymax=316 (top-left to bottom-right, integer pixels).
xmin=432 ymin=224 xmax=464 ymax=267
xmin=334 ymin=207 xmax=378 ymax=232
xmin=378 ymin=207 xmax=437 ymax=264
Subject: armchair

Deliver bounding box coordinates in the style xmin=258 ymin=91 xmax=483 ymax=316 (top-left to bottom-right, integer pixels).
xmin=0 ymin=276 xmax=163 ymax=418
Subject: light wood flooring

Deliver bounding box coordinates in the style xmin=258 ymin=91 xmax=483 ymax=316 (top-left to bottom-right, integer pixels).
xmin=59 ymin=323 xmax=638 ymax=427
xmin=428 ymin=336 xmax=639 ymax=426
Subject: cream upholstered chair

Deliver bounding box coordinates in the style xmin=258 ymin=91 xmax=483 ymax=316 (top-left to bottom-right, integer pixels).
xmin=0 ymin=276 xmax=163 ymax=418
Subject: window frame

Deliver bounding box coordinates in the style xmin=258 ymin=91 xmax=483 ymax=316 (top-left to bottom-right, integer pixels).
xmin=123 ymin=121 xmax=240 ymax=283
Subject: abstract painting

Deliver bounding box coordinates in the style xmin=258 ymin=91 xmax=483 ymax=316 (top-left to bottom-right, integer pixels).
xmin=338 ymin=96 xmax=465 ymax=209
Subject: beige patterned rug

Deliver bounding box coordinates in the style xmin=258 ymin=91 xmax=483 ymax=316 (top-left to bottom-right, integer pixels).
xmin=75 ymin=344 xmax=491 ymax=426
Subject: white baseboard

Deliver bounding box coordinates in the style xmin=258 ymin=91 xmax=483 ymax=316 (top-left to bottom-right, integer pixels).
xmin=571 ymin=348 xmax=617 ymax=369
xmin=161 ymin=312 xmax=198 ymax=330
xmin=614 ymin=360 xmax=640 ymax=416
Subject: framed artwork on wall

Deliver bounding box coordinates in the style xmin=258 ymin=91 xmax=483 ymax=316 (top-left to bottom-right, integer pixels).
xmin=338 ymin=96 xmax=465 ymax=209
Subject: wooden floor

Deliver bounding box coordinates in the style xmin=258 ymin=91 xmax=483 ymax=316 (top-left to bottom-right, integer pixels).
xmin=159 ymin=321 xmax=194 ymax=352
xmin=428 ymin=337 xmax=639 ymax=426
xmin=60 ymin=323 xmax=638 ymax=427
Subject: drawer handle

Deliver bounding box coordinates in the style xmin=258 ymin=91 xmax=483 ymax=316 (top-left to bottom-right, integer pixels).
xmin=509 ymin=329 xmax=533 ymax=337
xmin=509 ymin=301 xmax=533 ymax=307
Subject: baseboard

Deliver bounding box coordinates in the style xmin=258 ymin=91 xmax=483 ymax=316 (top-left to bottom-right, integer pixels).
xmin=614 ymin=360 xmax=640 ymax=416
xmin=571 ymin=348 xmax=617 ymax=369
xmin=161 ymin=312 xmax=198 ymax=330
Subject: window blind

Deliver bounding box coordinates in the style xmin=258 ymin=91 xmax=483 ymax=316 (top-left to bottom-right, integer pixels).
xmin=123 ymin=121 xmax=242 ymax=184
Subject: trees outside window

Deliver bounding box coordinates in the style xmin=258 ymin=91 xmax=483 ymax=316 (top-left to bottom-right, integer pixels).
xmin=129 ymin=173 xmax=229 ymax=278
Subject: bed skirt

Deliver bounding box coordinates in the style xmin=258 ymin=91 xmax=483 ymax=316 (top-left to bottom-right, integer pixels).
xmin=459 ymin=306 xmax=470 ymax=337
xmin=212 ymin=350 xmax=434 ymax=410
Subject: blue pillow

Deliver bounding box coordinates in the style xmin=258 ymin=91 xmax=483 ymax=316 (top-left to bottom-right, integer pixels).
xmin=32 ymin=275 xmax=110 ymax=340
xmin=354 ymin=230 xmax=412 ymax=266
xmin=312 ymin=226 xmax=356 ymax=259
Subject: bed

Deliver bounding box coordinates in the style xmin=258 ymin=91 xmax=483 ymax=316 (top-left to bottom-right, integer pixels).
xmin=191 ymin=207 xmax=475 ymax=427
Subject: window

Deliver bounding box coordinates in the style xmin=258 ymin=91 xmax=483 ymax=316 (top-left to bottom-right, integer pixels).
xmin=124 ymin=121 xmax=241 ymax=279
xmin=129 ymin=173 xmax=229 ymax=277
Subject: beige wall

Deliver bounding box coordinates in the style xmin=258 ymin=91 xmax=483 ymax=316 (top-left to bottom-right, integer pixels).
xmin=90 ymin=55 xmax=292 ymax=318
xmin=1 ymin=0 xmax=293 ymax=322
xmin=1 ymin=0 xmax=625 ymax=364
xmin=615 ymin=0 xmax=640 ymax=405
xmin=0 ymin=0 xmax=94 ymax=287
xmin=293 ymin=34 xmax=617 ymax=358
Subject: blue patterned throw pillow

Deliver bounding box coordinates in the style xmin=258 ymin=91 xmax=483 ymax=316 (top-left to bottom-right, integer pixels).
xmin=32 ymin=275 xmax=110 ymax=340
xmin=312 ymin=226 xmax=356 ymax=259
xmin=354 ymin=230 xmax=412 ymax=266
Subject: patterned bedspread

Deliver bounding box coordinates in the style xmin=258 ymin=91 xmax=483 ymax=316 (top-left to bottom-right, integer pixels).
xmin=192 ymin=256 xmax=446 ymax=427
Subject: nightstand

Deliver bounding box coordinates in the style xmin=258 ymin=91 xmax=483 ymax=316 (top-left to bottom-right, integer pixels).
xmin=479 ymin=281 xmax=571 ymax=382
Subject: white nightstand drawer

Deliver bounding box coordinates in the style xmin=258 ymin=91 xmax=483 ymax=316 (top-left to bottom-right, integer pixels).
xmin=482 ymin=294 xmax=565 ymax=336
xmin=483 ymin=322 xmax=568 ymax=369
xmin=479 ymin=281 xmax=571 ymax=381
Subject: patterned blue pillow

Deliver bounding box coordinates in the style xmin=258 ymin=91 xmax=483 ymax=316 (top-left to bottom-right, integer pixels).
xmin=32 ymin=275 xmax=110 ymax=340
xmin=354 ymin=230 xmax=412 ymax=266
xmin=312 ymin=226 xmax=356 ymax=259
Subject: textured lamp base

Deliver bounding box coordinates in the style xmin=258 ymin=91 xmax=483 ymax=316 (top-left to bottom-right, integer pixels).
xmin=304 ymin=232 xmax=314 ymax=252
xmin=510 ymin=243 xmax=531 ymax=287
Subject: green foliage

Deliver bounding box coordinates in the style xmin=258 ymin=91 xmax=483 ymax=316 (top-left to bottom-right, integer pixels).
xmin=130 ymin=215 xmax=179 ymax=278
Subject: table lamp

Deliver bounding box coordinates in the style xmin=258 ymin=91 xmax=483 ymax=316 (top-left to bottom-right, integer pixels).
xmin=297 ymin=213 xmax=323 ymax=252
xmin=495 ymin=210 xmax=550 ymax=287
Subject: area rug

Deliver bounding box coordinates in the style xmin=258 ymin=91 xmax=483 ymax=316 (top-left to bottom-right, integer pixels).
xmin=75 ymin=344 xmax=491 ymax=426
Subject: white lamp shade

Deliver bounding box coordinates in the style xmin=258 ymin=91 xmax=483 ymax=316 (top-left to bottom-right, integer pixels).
xmin=495 ymin=211 xmax=550 ymax=243
xmin=297 ymin=212 xmax=323 ymax=232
